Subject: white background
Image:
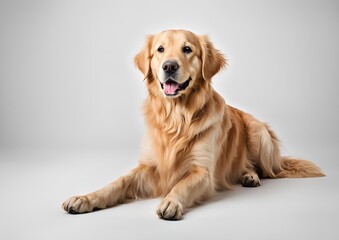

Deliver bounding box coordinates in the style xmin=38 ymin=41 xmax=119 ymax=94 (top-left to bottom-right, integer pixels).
xmin=0 ymin=0 xmax=338 ymax=239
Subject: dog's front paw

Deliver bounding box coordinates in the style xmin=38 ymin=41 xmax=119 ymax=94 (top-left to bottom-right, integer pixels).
xmin=62 ymin=196 xmax=93 ymax=214
xmin=156 ymin=197 xmax=184 ymax=220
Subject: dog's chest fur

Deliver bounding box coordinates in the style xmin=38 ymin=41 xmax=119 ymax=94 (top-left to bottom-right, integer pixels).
xmin=141 ymin=93 xmax=226 ymax=195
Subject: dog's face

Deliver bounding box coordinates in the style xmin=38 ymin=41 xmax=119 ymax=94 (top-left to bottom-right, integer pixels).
xmin=150 ymin=31 xmax=201 ymax=98
xmin=135 ymin=30 xmax=226 ymax=98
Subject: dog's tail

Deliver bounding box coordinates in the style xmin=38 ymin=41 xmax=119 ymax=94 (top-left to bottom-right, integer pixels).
xmin=276 ymin=157 xmax=325 ymax=178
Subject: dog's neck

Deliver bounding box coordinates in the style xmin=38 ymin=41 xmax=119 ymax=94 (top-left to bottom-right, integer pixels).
xmin=142 ymin=76 xmax=222 ymax=139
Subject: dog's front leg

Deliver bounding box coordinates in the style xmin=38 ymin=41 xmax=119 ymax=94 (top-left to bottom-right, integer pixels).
xmin=62 ymin=164 xmax=156 ymax=214
xmin=156 ymin=165 xmax=212 ymax=220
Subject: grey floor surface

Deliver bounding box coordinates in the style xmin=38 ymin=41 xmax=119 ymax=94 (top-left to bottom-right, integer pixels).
xmin=0 ymin=143 xmax=338 ymax=240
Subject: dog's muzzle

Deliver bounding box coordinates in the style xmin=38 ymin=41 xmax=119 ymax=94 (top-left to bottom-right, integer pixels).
xmin=160 ymin=77 xmax=191 ymax=96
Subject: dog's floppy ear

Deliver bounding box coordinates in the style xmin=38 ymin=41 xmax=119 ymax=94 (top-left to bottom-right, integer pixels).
xmin=199 ymin=35 xmax=227 ymax=81
xmin=134 ymin=35 xmax=154 ymax=78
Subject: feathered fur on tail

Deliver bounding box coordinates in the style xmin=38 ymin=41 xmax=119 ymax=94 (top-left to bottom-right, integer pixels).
xmin=276 ymin=157 xmax=325 ymax=178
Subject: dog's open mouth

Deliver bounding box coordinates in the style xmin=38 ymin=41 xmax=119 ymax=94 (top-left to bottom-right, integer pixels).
xmin=160 ymin=78 xmax=191 ymax=96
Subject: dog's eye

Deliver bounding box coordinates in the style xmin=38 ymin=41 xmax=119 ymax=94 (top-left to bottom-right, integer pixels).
xmin=157 ymin=46 xmax=164 ymax=53
xmin=183 ymin=46 xmax=192 ymax=54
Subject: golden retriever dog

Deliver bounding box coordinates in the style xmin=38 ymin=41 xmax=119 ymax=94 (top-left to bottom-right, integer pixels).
xmin=62 ymin=29 xmax=324 ymax=220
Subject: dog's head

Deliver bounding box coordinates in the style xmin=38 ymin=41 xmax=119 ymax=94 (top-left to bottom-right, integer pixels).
xmin=135 ymin=30 xmax=226 ymax=98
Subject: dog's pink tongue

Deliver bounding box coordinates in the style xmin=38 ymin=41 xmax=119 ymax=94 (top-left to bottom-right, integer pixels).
xmin=164 ymin=81 xmax=179 ymax=95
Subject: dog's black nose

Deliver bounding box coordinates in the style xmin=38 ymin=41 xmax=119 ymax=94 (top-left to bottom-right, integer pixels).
xmin=162 ymin=60 xmax=179 ymax=74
